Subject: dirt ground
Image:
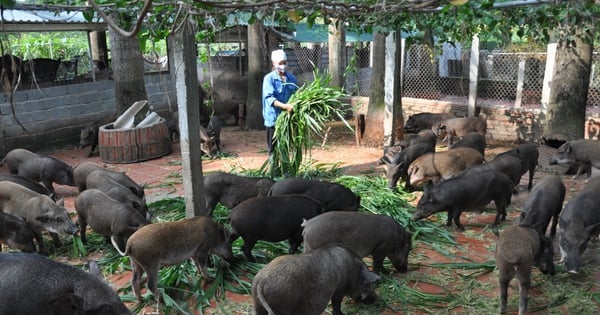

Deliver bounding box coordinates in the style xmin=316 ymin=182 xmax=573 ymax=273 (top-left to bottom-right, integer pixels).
xmin=2 ymin=119 xmax=599 ymax=314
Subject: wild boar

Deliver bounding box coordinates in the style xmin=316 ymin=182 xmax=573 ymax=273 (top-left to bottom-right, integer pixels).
xmin=0 ymin=148 xmax=76 ymax=195
xmin=0 ymin=173 xmax=56 ymax=200
xmin=123 ymin=216 xmax=233 ymax=303
xmin=496 ymin=143 xmax=539 ymax=191
xmin=207 ymin=115 xmax=223 ymax=152
xmin=268 ymin=178 xmax=360 ymax=212
xmin=449 ymin=132 xmax=486 ymax=155
xmin=229 ymin=194 xmax=324 ymax=262
xmin=407 ymin=147 xmax=484 ymax=186
xmin=199 ymin=125 xmax=219 ymax=157
xmin=73 ymin=161 xmax=145 ymax=198
xmin=302 ymin=211 xmax=412 ymax=273
xmin=461 ymin=154 xmax=523 ymax=194
xmin=558 ymin=176 xmax=600 ymax=274
xmin=434 ymin=116 xmax=487 ymax=146
xmin=413 ymin=169 xmax=514 ymax=230
xmin=0 ymin=211 xmax=37 ymax=253
xmin=549 ymin=139 xmax=600 ymax=179
xmin=252 ymin=244 xmax=379 ymax=315
xmin=496 ymin=225 xmax=555 ymax=315
xmin=85 ymin=170 xmax=150 ymax=220
xmin=384 ymin=142 xmax=435 ymax=191
xmin=203 ymin=171 xmax=275 ymax=216
xmin=0 ymin=181 xmax=78 ymax=254
xmin=167 ymin=111 xmax=179 ymax=141
xmin=75 ymin=189 xmax=149 ymax=253
xmin=519 ymin=175 xmax=565 ymax=239
xmin=0 ymin=253 xmax=132 ymax=314
xmin=79 ymin=120 xmax=111 ymax=157
xmin=396 ymin=129 xmax=437 ymax=150
xmin=404 ymin=112 xmax=453 ymax=133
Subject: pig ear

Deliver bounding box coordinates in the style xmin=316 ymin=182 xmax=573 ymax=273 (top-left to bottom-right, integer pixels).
xmin=586 ymin=223 xmax=600 ymax=238
xmin=56 ymin=198 xmax=65 ymax=206
xmin=88 ymin=261 xmax=105 ymax=280
xmin=50 ymin=291 xmax=84 ymax=315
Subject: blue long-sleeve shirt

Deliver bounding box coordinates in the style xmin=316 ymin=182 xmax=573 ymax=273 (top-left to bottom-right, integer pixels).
xmin=262 ymin=70 xmax=298 ymax=127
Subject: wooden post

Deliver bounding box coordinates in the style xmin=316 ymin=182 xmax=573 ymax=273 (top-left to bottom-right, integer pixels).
xmin=173 ymin=19 xmax=206 ymax=217
xmin=468 ymin=35 xmax=480 ymax=117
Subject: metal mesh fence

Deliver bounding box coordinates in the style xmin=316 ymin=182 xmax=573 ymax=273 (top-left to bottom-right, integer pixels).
xmin=287 ymin=42 xmax=600 ymax=109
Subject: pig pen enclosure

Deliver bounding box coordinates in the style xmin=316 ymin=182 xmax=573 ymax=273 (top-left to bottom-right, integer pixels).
xmin=10 ymin=121 xmax=598 ymax=315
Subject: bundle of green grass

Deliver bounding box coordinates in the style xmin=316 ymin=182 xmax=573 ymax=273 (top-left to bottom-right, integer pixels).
xmin=270 ymin=70 xmax=351 ymax=177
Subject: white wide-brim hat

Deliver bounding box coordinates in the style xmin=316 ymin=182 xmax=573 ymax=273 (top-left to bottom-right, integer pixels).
xmin=271 ymin=49 xmax=287 ymax=63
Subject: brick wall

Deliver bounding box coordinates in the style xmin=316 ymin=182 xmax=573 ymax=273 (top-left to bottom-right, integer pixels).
xmin=0 ymin=73 xmax=175 ymax=155
xmin=347 ymin=96 xmax=589 ymax=144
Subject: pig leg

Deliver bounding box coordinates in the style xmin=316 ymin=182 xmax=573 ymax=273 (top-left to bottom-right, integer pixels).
xmin=130 ymin=259 xmax=145 ymax=302
xmin=287 ymin=231 xmax=303 ymax=254
xmin=78 ymin=218 xmax=88 ymax=245
xmin=549 ymin=214 xmax=559 ymax=239
xmin=498 ymin=264 xmax=514 ymax=314
xmin=451 ymin=210 xmax=465 ymax=231
xmin=330 ymin=291 xmax=346 ymax=315
xmin=191 ymin=255 xmax=211 ymax=284
xmin=446 ymin=210 xmax=454 ymax=227
xmin=240 ymin=237 xmax=257 ymax=262
xmin=516 ymin=268 xmax=532 ymax=315
xmin=41 ymin=178 xmax=56 ymax=195
xmin=32 ymin=228 xmax=46 ymax=254
xmin=144 ymin=262 xmax=162 ymax=302
xmin=371 ymin=250 xmax=387 ymax=274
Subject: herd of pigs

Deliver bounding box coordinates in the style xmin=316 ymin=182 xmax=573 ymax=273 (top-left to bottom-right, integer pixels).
xmin=0 ymin=111 xmax=599 ymax=314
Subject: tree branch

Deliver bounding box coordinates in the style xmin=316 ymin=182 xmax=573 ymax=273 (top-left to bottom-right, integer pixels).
xmin=88 ymin=0 xmax=153 ymax=38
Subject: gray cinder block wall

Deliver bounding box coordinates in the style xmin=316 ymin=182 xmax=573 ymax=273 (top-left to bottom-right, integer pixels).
xmin=0 ymin=73 xmax=176 ymax=156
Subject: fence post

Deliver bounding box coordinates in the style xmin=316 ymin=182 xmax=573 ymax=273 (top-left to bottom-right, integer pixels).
xmin=468 ymin=35 xmax=479 ymax=117
xmin=514 ymin=58 xmax=526 ymax=108
xmin=541 ymin=43 xmax=558 ymax=113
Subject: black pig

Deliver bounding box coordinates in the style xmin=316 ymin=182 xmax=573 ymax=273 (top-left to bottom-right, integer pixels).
xmin=0 ymin=148 xmax=76 ymax=195
xmin=449 ymin=131 xmax=486 ymax=155
xmin=0 ymin=173 xmax=56 ymax=201
xmin=549 ymin=139 xmax=600 ymax=179
xmin=268 ymin=178 xmax=360 ymax=212
xmin=496 ymin=143 xmax=539 ymax=191
xmin=75 ymin=189 xmax=149 ymax=253
xmin=203 ymin=171 xmax=275 ymax=216
xmin=124 ymin=216 xmax=233 ymax=303
xmin=413 ymin=169 xmax=513 ymax=230
xmin=302 ymin=211 xmax=412 ymax=273
xmin=558 ymin=176 xmax=600 ymax=274
xmin=0 ymin=253 xmax=132 ymax=314
xmin=383 ymin=142 xmax=435 ymax=191
xmin=229 ymin=194 xmax=324 ymax=262
xmin=0 ymin=211 xmax=37 ymax=253
xmin=519 ymin=175 xmax=565 ymax=239
xmin=73 ymin=161 xmax=145 ymax=198
xmin=404 ymin=112 xmax=453 ymax=133
xmin=252 ymin=244 xmax=379 ymax=315
xmin=434 ymin=116 xmax=487 ymax=146
xmin=496 ymin=225 xmax=555 ymax=315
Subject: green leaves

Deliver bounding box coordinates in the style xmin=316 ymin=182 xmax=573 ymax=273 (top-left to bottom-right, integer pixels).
xmin=269 ymin=69 xmax=350 ymax=177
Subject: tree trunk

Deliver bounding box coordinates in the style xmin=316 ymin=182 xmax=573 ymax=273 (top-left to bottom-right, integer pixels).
xmin=328 ymin=20 xmax=346 ymax=88
xmin=89 ymin=31 xmax=109 ymax=70
xmin=246 ymin=20 xmax=268 ymax=129
xmin=360 ymin=32 xmax=386 ymax=147
xmin=108 ymin=28 xmax=148 ymax=117
xmin=543 ymin=33 xmax=592 ymax=142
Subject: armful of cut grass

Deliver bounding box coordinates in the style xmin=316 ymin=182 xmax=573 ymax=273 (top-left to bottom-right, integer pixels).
xmin=270 ymin=70 xmax=353 ymax=177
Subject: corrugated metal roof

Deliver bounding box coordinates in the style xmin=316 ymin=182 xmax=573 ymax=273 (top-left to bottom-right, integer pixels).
xmin=1 ymin=8 xmax=106 ymax=32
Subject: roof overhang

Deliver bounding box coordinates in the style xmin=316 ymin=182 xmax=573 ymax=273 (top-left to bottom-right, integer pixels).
xmin=1 ymin=8 xmax=107 ymax=32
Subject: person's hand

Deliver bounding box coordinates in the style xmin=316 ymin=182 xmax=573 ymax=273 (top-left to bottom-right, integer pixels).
xmin=284 ymin=103 xmax=293 ymax=112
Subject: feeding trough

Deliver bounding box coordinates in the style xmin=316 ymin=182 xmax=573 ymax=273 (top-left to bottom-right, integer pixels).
xmin=98 ymin=101 xmax=172 ymax=163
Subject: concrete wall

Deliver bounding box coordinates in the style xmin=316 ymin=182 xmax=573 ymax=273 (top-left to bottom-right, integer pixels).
xmin=0 ymin=73 xmax=176 ymax=155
